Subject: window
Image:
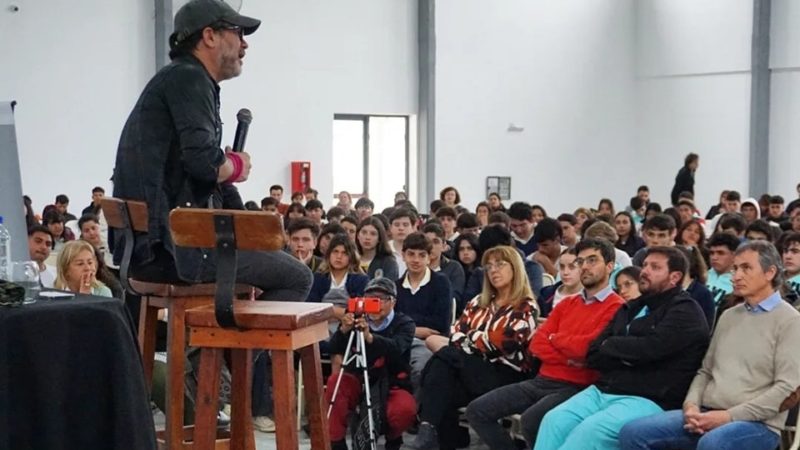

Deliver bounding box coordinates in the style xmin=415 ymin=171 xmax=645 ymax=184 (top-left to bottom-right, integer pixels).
xmin=332 ymin=114 xmax=409 ymax=210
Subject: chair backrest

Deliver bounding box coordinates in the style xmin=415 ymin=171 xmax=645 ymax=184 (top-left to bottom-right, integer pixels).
xmin=169 ymin=208 xmax=285 ymax=328
xmin=99 ymin=197 xmax=149 ymax=296
xmin=541 ymin=273 xmax=556 ymax=288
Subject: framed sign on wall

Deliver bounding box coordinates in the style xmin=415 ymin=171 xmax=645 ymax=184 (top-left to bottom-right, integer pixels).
xmin=486 ymin=176 xmax=511 ymax=200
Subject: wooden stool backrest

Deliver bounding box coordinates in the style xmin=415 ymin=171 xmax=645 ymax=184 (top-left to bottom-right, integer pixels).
xmin=169 ymin=208 xmax=285 ymax=328
xmin=99 ymin=197 xmax=149 ymax=296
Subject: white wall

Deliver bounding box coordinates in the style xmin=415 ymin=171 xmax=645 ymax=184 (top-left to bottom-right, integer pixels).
xmin=769 ymin=0 xmax=800 ymax=198
xmin=634 ymin=0 xmax=753 ymax=211
xmin=435 ymin=0 xmax=637 ymax=213
xmin=0 ymin=0 xmax=155 ymax=215
xmin=1 ymin=0 xmax=417 ymax=215
xmin=224 ymin=0 xmax=417 ymax=207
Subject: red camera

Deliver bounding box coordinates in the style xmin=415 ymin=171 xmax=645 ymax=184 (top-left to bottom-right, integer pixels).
xmin=347 ymin=297 xmax=382 ymax=315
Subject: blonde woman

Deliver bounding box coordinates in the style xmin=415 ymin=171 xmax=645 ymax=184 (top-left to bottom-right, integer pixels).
xmin=411 ymin=245 xmax=538 ymax=450
xmin=54 ymin=240 xmax=112 ymax=297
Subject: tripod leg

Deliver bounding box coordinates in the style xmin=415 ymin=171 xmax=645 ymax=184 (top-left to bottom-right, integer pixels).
xmin=327 ymin=329 xmax=356 ymax=418
xmin=357 ymin=331 xmax=378 ymax=450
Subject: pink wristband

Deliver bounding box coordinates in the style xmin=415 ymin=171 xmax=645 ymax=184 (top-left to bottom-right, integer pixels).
xmin=225 ymin=153 xmax=243 ymax=184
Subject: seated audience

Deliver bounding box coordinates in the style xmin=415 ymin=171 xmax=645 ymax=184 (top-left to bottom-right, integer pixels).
xmin=782 ymin=232 xmax=800 ymax=299
xmin=314 ymin=222 xmax=346 ymax=258
xmin=260 ymin=196 xmax=279 ymax=213
xmin=307 ymin=234 xmax=368 ymax=316
xmin=676 ymin=199 xmax=697 ymax=227
xmin=394 ymin=232 xmax=452 ymax=392
xmin=475 ymin=201 xmax=491 ymax=227
xmin=705 ymin=190 xmax=729 ymax=220
xmin=28 ymin=225 xmax=56 ymax=288
xmin=45 ymin=194 xmax=77 ymax=222
xmin=453 ymin=233 xmax=481 ymax=289
xmin=676 ymin=218 xmax=706 ymax=249
xmin=78 ymin=214 xmax=114 ymax=268
xmin=529 ymin=218 xmax=564 ymax=277
xmin=488 ymin=211 xmax=511 ymax=229
xmin=487 ymin=192 xmax=506 ymax=212
xmin=534 ymin=246 xmax=710 ymax=450
xmin=573 ymin=207 xmax=593 ymax=232
xmin=423 ymin=223 xmax=465 ymax=307
xmin=644 ymin=202 xmax=663 ymax=222
xmin=439 ymin=186 xmax=461 ymax=208
xmin=767 ymin=195 xmax=789 ymax=227
xmin=508 ymin=202 xmax=538 ymax=256
xmin=81 ymin=186 xmax=105 ymax=216
xmin=614 ymin=266 xmax=641 ymax=302
xmin=356 ymin=216 xmax=399 ymax=280
xmin=354 ymin=197 xmax=374 ymax=222
xmin=584 ymin=221 xmax=633 ymax=287
xmin=467 ymin=239 xmax=624 ymax=449
xmin=389 ymin=208 xmax=419 ymax=275
xmin=597 ymin=198 xmax=615 ymax=217
xmin=740 ymin=197 xmax=761 ymax=224
xmin=290 ymin=191 xmax=304 ymax=204
xmin=615 ymin=212 xmax=645 ymax=257
xmin=745 ymin=219 xmax=774 ymax=242
xmin=532 ymin=205 xmax=548 ymax=223
xmin=718 ymin=213 xmax=747 ymax=239
xmin=619 ymin=241 xmax=800 ymax=450
xmin=335 ymin=190 xmax=354 ymax=213
xmin=677 ymin=246 xmax=715 ymax=329
xmin=538 ymin=247 xmax=582 ymax=316
xmin=632 ymin=214 xmax=677 ymax=267
xmin=43 ymin=210 xmax=75 ymax=254
xmin=305 ymin=199 xmax=325 ymax=226
xmin=410 ymin=245 xmax=538 ymax=450
xmin=455 ymin=213 xmax=480 ymax=237
xmin=284 ymin=202 xmax=307 ymax=224
xmin=268 ymin=184 xmax=289 ymax=215
xmin=558 ymin=213 xmax=580 ymax=248
xmin=706 ymin=232 xmax=739 ymax=307
xmin=463 ymin=225 xmax=544 ymax=312
xmin=287 ymin=218 xmax=323 ymax=272
xmin=55 ymin=240 xmax=113 ymax=297
xmin=339 ymin=216 xmax=358 ymax=243
xmin=325 ymin=278 xmax=416 ymax=450
xmin=435 ymin=206 xmax=459 ymax=242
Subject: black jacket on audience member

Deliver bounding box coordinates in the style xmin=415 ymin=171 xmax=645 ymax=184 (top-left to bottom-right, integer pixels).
xmin=586 ymin=287 xmax=709 ymax=410
xmin=616 ymin=235 xmax=646 ymax=258
xmin=329 ymin=311 xmax=416 ymax=391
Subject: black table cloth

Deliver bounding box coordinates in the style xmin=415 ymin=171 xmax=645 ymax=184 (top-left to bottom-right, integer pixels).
xmin=0 ymin=293 xmax=157 ymax=450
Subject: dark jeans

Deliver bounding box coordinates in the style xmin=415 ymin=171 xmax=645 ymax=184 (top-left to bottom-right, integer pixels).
xmin=465 ymin=375 xmax=582 ymax=449
xmin=418 ymin=347 xmax=526 ymax=449
xmin=618 ymin=409 xmax=780 ymax=450
xmin=132 ymin=247 xmax=313 ymax=301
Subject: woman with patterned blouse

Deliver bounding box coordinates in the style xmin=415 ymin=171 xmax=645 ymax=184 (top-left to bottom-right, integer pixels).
xmin=409 ymin=245 xmax=539 ymax=450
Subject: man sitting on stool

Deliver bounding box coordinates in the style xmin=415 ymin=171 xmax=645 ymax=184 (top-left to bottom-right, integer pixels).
xmin=325 ymin=277 xmax=417 ymax=450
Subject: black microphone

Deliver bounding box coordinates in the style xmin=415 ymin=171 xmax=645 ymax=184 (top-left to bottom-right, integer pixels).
xmin=231 ymin=108 xmax=252 ymax=152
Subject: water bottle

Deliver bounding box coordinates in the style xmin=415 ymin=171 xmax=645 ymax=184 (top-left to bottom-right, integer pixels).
xmin=0 ymin=216 xmax=10 ymax=281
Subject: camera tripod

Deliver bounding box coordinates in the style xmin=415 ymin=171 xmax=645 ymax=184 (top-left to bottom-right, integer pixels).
xmin=327 ymin=322 xmax=378 ymax=450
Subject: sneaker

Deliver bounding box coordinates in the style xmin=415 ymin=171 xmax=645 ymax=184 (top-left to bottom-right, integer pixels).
xmin=408 ymin=422 xmax=438 ymax=450
xmin=253 ymin=415 xmax=276 ymax=433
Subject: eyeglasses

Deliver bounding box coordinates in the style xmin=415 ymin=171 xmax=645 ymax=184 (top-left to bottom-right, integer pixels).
xmin=483 ymin=260 xmax=510 ymax=272
xmin=214 ymin=23 xmax=244 ymax=40
xmin=573 ymin=255 xmax=602 ymax=267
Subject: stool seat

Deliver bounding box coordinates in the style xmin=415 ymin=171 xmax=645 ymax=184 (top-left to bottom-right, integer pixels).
xmin=186 ymin=301 xmax=333 ymax=330
xmin=129 ymin=279 xmax=255 ymax=298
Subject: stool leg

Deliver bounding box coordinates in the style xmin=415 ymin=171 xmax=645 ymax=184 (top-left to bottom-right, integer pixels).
xmin=193 ymin=348 xmax=223 ymax=450
xmin=165 ymin=299 xmax=187 ymax=449
xmin=230 ymin=349 xmax=255 ymax=450
xmin=272 ymin=350 xmax=299 ymax=450
xmin=138 ymin=297 xmax=158 ymax=391
xmin=300 ymin=343 xmax=331 ymax=450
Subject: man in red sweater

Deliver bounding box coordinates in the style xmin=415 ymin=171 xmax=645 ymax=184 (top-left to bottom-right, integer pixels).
xmin=465 ymin=238 xmax=624 ymax=449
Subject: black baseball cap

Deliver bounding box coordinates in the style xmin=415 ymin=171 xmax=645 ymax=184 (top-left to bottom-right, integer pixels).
xmin=170 ymin=0 xmax=261 ymax=47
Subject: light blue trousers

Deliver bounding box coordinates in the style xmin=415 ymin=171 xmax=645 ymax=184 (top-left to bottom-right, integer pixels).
xmin=534 ymin=385 xmax=663 ymax=450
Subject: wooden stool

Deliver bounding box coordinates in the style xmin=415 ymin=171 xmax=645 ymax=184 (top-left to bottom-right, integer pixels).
xmin=170 ymin=208 xmax=333 ymax=450
xmin=102 ymin=198 xmax=253 ymax=450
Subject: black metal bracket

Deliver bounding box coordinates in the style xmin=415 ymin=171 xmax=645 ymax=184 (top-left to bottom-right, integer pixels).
xmin=116 ymin=201 xmax=140 ymax=297
xmin=213 ymin=214 xmax=238 ymax=329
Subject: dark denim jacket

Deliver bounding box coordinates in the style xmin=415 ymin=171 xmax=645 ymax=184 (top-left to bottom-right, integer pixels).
xmin=112 ymin=55 xmax=242 ymax=281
